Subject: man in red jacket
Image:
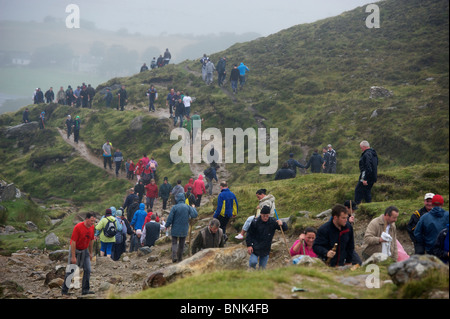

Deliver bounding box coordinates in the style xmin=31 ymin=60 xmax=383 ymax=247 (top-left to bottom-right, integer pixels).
xmin=192 ymin=174 xmax=206 ymax=207
xmin=145 ymin=179 xmax=159 ymax=211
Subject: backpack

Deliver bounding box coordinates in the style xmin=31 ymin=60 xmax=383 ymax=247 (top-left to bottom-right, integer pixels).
xmin=115 ymin=220 xmax=124 ymax=243
xmin=204 ymin=167 xmax=212 ymax=177
xmin=103 ymin=217 xmax=117 ymax=238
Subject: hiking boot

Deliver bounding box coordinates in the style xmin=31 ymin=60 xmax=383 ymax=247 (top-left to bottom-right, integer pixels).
xmin=82 ymin=290 xmax=95 ymax=295
xmin=235 ymin=233 xmax=244 ymax=240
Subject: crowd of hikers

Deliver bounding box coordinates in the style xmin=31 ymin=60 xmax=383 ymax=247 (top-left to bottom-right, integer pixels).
xmin=17 ymin=52 xmax=447 ymax=297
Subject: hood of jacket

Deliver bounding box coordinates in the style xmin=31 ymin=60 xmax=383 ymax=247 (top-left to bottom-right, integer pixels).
xmin=189 ymin=178 xmax=193 ymax=184
xmin=139 ymin=203 xmax=146 ymax=210
xmin=430 ymin=206 xmax=447 ymax=218
xmin=198 ymin=174 xmax=203 ymax=180
xmin=176 ymin=192 xmax=186 ymax=203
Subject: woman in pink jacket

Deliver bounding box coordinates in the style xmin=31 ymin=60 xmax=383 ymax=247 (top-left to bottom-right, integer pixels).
xmin=192 ymin=174 xmax=206 ymax=207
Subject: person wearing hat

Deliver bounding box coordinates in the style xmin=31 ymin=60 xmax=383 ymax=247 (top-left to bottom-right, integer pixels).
xmin=407 ymin=192 xmax=435 ymax=254
xmin=323 ymin=144 xmax=337 ymax=174
xmin=111 ymin=209 xmax=127 ymax=261
xmin=65 ymin=115 xmax=73 ymax=139
xmin=95 ymin=208 xmax=118 ymax=258
xmin=73 ymin=115 xmax=81 ymax=143
xmin=414 ymin=194 xmax=449 ymax=255
xmin=246 ymin=206 xmax=288 ymax=269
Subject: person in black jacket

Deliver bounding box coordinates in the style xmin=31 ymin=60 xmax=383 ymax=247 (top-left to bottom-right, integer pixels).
xmin=117 ymin=85 xmax=128 ymax=111
xmin=406 ymin=192 xmax=435 ymax=254
xmin=313 ymin=204 xmax=355 ymax=267
xmin=142 ymin=214 xmax=162 ymax=247
xmin=287 ymin=153 xmax=305 ymax=177
xmin=304 ymin=149 xmax=323 ymax=173
xmin=354 ymin=140 xmax=378 ymax=204
xmin=274 ymin=162 xmax=295 ymax=180
xmin=246 ymin=206 xmax=288 ymax=269
xmin=229 ymin=64 xmax=240 ymax=94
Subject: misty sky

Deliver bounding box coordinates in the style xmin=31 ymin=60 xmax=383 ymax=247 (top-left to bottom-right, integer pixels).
xmin=1 ymin=0 xmax=375 ymax=36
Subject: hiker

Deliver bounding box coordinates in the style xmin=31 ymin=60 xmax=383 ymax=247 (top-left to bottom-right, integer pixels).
xmin=140 ymin=161 xmax=154 ymax=186
xmin=80 ymin=86 xmax=89 ymax=108
xmin=104 ymin=88 xmax=113 ymax=108
xmin=205 ymin=59 xmax=215 ymax=85
xmin=143 ymin=210 xmax=160 ymax=225
xmin=287 ymin=153 xmax=305 ymax=177
xmin=39 ymin=111 xmax=45 ymax=129
xmin=165 ymin=193 xmax=198 ymax=263
xmin=159 ymin=177 xmax=173 ymax=210
xmin=173 ymin=93 xmax=185 ymax=128
xmin=126 ymin=197 xmax=140 ymax=224
xmin=406 ymin=192 xmax=435 ymax=254
xmin=45 ymin=87 xmax=54 ymax=103
xmin=73 ymin=116 xmax=81 ymax=143
xmin=237 ymin=62 xmax=250 ymax=89
xmin=235 ymin=189 xmax=275 ymax=240
xmin=185 ymin=186 xmax=196 ymax=207
xmin=127 ymin=159 xmax=135 ymax=180
xmin=304 ymin=149 xmax=324 ymax=173
xmin=184 ymin=178 xmax=194 ymax=192
xmin=56 ymin=86 xmax=66 ymax=105
xmin=217 ymin=57 xmax=227 ymax=86
xmin=65 ymin=115 xmax=73 ymax=139
xmin=183 ymin=92 xmax=192 ymax=118
xmin=34 ymin=88 xmax=44 ymax=104
xmin=95 ymin=208 xmax=119 ymax=258
xmin=113 ymin=148 xmax=123 ymax=177
xmin=171 ymin=179 xmax=184 ymax=202
xmin=166 ymin=88 xmax=177 ymax=118
xmin=204 ymin=164 xmax=218 ymax=196
xmin=147 ymin=85 xmax=158 ymax=112
xmin=191 ymin=112 xmax=203 ymax=142
xmin=157 ymin=55 xmax=164 ymax=68
xmin=61 ymin=212 xmax=95 ymax=296
xmin=140 ymin=63 xmax=148 ymax=72
xmin=123 ymin=188 xmax=138 ymax=216
xmin=213 ymin=181 xmax=239 ymax=236
xmin=354 ymin=140 xmax=378 ymax=204
xmin=246 ymin=206 xmax=288 ymax=270
xmin=313 ymin=204 xmax=355 ymax=267
xmin=200 ymin=54 xmax=208 ymax=82
xmin=229 ymin=64 xmax=240 ymax=94
xmin=149 ymin=157 xmax=158 ymax=181
xmin=431 ymin=224 xmax=449 ymax=264
xmin=74 ymin=86 xmax=81 ymax=107
xmin=150 ymin=57 xmax=157 ymax=69
xmin=323 ymin=144 xmax=337 ymax=173
xmin=274 ymin=162 xmax=295 ymax=180
xmin=22 ymin=108 xmax=30 ymax=123
xmin=134 ymin=180 xmax=145 ymax=203
xmin=191 ymin=218 xmax=225 ymax=255
xmin=290 ymin=227 xmax=318 ymax=257
xmin=102 ymin=140 xmax=113 ymax=170
xmin=192 ymin=174 xmax=206 ymax=207
xmin=163 ymin=48 xmax=171 ymax=65
xmin=66 ymin=86 xmax=75 ymax=106
xmin=111 ymin=209 xmax=127 ymax=261
xmin=414 ymin=194 xmax=449 ymax=255
xmin=86 ymin=84 xmax=95 ymax=108
xmin=117 ymin=85 xmax=127 ymax=111
xmin=134 ymin=159 xmax=144 ymax=182
xmin=322 ymin=147 xmax=329 ymax=173
xmin=362 ymin=206 xmax=399 ymax=261
xmin=140 ymin=152 xmax=150 ymax=169
xmin=130 ymin=203 xmax=147 ymax=231
xmin=130 ymin=229 xmax=143 ymax=251
xmin=144 ymin=179 xmax=158 ymax=211
xmin=142 ymin=214 xmax=164 ymax=247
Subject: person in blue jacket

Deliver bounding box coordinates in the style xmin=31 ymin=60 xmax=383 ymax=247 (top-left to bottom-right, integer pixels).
xmin=165 ymin=193 xmax=198 ymax=262
xmin=213 ymin=181 xmax=238 ymax=237
xmin=237 ymin=62 xmax=250 ymax=89
xmin=414 ymin=194 xmax=449 ymax=254
xmin=131 ymin=203 xmax=147 ymax=231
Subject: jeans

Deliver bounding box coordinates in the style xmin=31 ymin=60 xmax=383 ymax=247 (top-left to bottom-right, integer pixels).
xmin=146 ymin=197 xmax=155 ymax=210
xmin=103 ymin=156 xmax=112 ymax=169
xmin=174 ymin=114 xmax=183 ymax=127
xmin=239 ymin=75 xmax=246 ymax=88
xmin=61 ymin=247 xmax=91 ymax=294
xmin=115 ymin=161 xmax=121 ymax=176
xmin=249 ymin=253 xmax=269 ymax=269
xmin=171 ymin=236 xmax=186 ymax=262
xmin=243 ymin=216 xmax=255 ymax=232
xmin=231 ymin=80 xmax=238 ymax=93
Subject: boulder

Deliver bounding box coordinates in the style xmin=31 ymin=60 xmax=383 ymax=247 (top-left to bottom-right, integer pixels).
xmin=369 ymin=86 xmax=393 ymax=99
xmin=143 ymin=245 xmax=247 ymax=289
xmin=4 ymin=122 xmax=40 ymax=138
xmin=0 ymin=183 xmax=17 ymax=202
xmin=129 ymin=116 xmax=143 ymax=131
xmin=362 ymin=252 xmax=389 ymax=266
xmin=387 ymin=254 xmax=449 ymax=286
xmin=45 ymin=233 xmax=60 ymax=247
xmin=49 ymin=250 xmax=69 ymax=262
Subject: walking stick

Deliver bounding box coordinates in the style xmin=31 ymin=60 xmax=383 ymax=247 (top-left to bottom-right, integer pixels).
xmin=274 ymin=209 xmax=290 ymax=257
xmin=188 ymin=219 xmax=193 ymax=256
